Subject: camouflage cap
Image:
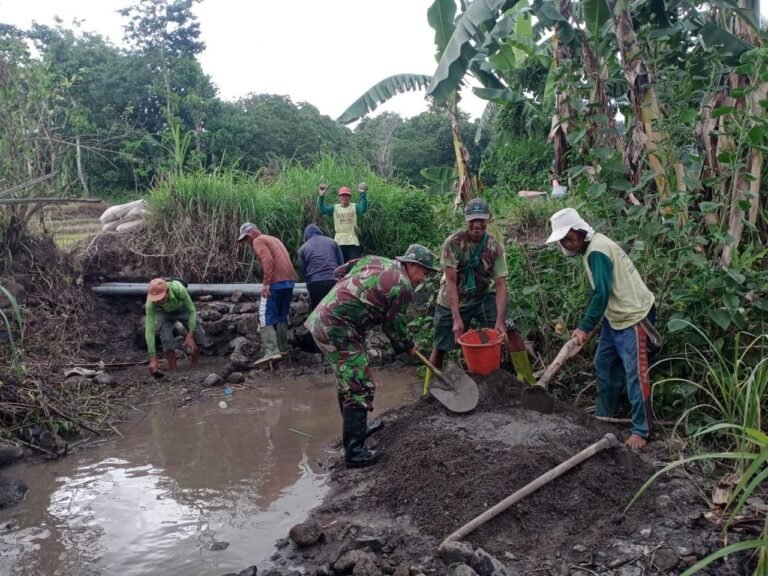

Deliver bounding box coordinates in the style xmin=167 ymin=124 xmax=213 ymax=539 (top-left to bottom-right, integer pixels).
xmin=464 ymin=198 xmax=491 ymax=221
xmin=396 ymin=244 xmax=439 ymax=272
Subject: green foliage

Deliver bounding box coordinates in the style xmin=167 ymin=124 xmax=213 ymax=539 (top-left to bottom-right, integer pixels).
xmin=145 ymin=157 xmax=444 ymax=282
xmin=481 ymin=136 xmax=553 ymax=191
xmin=654 ymin=327 xmax=768 ymax=451
xmin=0 ymin=283 xmax=24 ymax=374
xmin=337 ymin=74 xmax=432 ymax=125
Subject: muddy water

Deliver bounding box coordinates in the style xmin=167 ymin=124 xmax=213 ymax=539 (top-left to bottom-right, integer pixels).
xmin=0 ymin=369 xmax=421 ymax=576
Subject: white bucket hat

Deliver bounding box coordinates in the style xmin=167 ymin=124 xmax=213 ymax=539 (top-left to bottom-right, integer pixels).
xmin=546 ymin=208 xmax=595 ymax=244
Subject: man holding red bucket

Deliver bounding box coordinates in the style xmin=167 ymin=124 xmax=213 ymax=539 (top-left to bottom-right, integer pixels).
xmin=426 ymin=198 xmax=509 ymax=385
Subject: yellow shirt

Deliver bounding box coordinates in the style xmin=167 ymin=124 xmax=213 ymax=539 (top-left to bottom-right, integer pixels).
xmin=584 ymin=234 xmax=654 ymax=329
xmin=333 ymin=204 xmax=359 ymax=246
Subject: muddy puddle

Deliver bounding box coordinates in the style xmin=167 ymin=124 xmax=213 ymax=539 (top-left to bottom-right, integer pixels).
xmin=0 ymin=368 xmax=421 ymax=576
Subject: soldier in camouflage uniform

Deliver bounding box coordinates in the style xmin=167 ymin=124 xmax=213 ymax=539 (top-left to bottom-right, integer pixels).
xmin=305 ymin=244 xmax=438 ymax=468
xmin=427 ymin=198 xmax=509 ymax=380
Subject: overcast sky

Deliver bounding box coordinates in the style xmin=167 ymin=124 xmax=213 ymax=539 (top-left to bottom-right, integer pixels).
xmin=0 ymin=0 xmax=486 ymax=121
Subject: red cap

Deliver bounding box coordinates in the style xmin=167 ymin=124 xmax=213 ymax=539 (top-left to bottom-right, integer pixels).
xmin=147 ymin=278 xmax=168 ymax=302
xmin=338 ymin=187 xmax=352 ymax=196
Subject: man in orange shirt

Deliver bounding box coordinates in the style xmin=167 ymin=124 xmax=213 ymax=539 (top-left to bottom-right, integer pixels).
xmin=238 ymin=223 xmax=296 ymax=366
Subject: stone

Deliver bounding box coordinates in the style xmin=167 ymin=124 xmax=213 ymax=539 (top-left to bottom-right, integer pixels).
xmin=0 ymin=476 xmax=28 ymax=509
xmin=291 ymin=300 xmax=310 ymax=317
xmin=618 ymin=564 xmax=642 ymax=576
xmin=200 ymin=308 xmax=222 ymax=322
xmin=227 ymin=371 xmax=244 ymax=384
xmin=231 ymin=291 xmax=243 ymax=303
xmin=0 ymin=444 xmax=23 ymax=468
xmin=470 ymin=548 xmax=509 ymax=576
xmin=451 ymin=565 xmax=479 ymax=576
xmin=230 ymin=337 xmax=258 ymax=368
xmin=572 ymin=544 xmax=587 ymax=553
xmin=676 ymin=545 xmax=694 ymax=557
xmin=237 ymin=316 xmax=260 ymax=336
xmin=392 ymin=564 xmax=410 ymax=576
xmin=352 ymin=556 xmax=382 ymax=576
xmin=639 ymin=527 xmax=652 ymax=538
xmin=210 ymin=541 xmax=229 ymax=551
xmin=653 ymin=548 xmax=679 ymax=572
xmin=93 ymin=373 xmax=115 ymax=387
xmin=238 ymin=567 xmax=257 ymax=576
xmin=355 ymin=535 xmax=387 ymax=551
xmin=289 ymin=520 xmax=322 ymax=547
xmin=198 ymin=295 xmax=213 ymax=302
xmin=440 ymin=541 xmax=474 ymax=564
xmin=203 ymin=373 xmax=223 ymax=387
xmin=335 ymin=550 xmax=376 ymax=573
xmin=238 ymin=303 xmax=259 ymax=314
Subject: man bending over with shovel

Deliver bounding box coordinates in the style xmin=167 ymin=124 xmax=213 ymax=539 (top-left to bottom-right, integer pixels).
xmin=546 ymin=208 xmax=659 ymax=450
xmin=305 ymin=244 xmax=438 ymax=468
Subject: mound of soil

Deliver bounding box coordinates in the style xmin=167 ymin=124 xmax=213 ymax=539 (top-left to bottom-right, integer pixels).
xmin=272 ymin=370 xmax=741 ymax=576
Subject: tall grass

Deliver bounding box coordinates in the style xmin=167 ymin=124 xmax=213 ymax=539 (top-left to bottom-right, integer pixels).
xmin=144 ymin=156 xmax=447 ymax=282
xmin=653 ymin=323 xmax=768 ymax=454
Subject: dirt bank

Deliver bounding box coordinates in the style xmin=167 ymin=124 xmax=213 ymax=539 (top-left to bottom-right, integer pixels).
xmin=268 ymin=370 xmax=749 ymax=576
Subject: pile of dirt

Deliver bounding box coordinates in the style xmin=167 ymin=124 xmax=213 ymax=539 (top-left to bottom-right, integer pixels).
xmin=268 ymin=370 xmax=747 ymax=576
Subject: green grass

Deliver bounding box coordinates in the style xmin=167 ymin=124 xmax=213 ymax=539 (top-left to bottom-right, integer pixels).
xmin=144 ymin=156 xmax=451 ymax=282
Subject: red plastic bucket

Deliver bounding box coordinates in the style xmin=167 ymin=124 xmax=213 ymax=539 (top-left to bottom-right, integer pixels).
xmin=457 ymin=328 xmax=504 ymax=375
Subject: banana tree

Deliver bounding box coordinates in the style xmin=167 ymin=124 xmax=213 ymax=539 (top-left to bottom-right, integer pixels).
xmin=339 ymin=0 xmax=517 ymax=211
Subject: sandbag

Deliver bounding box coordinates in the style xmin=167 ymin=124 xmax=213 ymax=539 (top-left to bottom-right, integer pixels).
xmin=116 ymin=219 xmax=145 ymax=232
xmin=101 ymin=220 xmax=121 ymax=232
xmin=99 ymin=198 xmax=146 ymax=224
xmin=124 ymin=206 xmax=147 ymax=219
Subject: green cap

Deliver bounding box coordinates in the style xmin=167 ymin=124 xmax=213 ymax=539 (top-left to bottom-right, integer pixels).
xmin=464 ymin=198 xmax=491 ymax=221
xmin=396 ymin=244 xmax=439 ymax=272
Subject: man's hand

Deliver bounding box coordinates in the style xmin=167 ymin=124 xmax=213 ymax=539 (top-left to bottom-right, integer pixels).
xmin=358 ymin=182 xmax=368 ymax=193
xmin=318 ymin=184 xmax=328 ymax=196
xmin=184 ymin=332 xmax=197 ymax=352
xmin=262 ymin=284 xmax=271 ymax=298
xmin=409 ymin=345 xmax=419 ymax=356
xmin=452 ymin=316 xmax=464 ymax=342
xmin=571 ymin=328 xmax=590 ymax=345
xmin=494 ymin=318 xmax=507 ymax=338
xmin=148 ymin=356 xmax=158 ymax=375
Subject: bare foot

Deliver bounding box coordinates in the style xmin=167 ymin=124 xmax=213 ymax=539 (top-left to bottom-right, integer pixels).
xmin=625 ymin=434 xmax=647 ymax=450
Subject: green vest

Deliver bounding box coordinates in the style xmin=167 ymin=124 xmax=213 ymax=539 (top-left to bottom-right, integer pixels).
xmin=584 ymin=234 xmax=654 ymax=330
xmin=333 ymin=204 xmax=359 ymax=246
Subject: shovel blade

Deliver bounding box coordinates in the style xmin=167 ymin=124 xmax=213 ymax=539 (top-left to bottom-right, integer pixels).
xmin=521 ymin=385 xmax=555 ymax=414
xmin=429 ymin=363 xmax=479 ymax=413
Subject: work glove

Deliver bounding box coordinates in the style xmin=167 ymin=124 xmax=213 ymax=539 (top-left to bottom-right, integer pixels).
xmin=318 ymin=184 xmax=328 ymax=196
xmin=358 ymin=182 xmax=368 ymax=193
xmin=148 ymin=356 xmax=158 ymax=375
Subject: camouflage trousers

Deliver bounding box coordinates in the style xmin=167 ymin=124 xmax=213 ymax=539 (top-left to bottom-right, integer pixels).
xmin=312 ymin=337 xmax=375 ymax=411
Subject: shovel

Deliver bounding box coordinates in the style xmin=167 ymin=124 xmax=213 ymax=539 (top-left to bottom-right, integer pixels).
xmin=521 ymin=337 xmax=583 ymax=413
xmin=414 ymin=350 xmax=479 ymax=413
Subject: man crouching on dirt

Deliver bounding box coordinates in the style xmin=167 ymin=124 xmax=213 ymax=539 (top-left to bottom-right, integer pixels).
xmin=146 ymin=278 xmax=204 ymax=375
xmin=305 ymin=244 xmax=439 ymax=468
xmin=546 ymin=208 xmax=659 ymax=450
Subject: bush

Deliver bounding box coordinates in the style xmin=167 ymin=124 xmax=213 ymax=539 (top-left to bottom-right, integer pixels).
xmin=480 ymin=137 xmax=553 ymax=192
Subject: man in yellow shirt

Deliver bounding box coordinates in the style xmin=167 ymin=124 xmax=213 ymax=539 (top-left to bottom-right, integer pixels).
xmin=547 ymin=208 xmax=658 ymax=450
xmin=317 ymin=183 xmax=368 ymax=262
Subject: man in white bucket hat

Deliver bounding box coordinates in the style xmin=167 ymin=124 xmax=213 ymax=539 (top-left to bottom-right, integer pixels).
xmin=547 ymin=208 xmax=659 ymax=450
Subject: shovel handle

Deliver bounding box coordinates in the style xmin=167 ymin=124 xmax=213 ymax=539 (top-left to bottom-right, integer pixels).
xmin=414 ymin=350 xmax=451 ymax=389
xmin=536 ymin=337 xmax=583 ymax=390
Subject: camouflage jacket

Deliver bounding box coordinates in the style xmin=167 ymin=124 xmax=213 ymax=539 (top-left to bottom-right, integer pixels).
xmin=305 ymin=256 xmax=414 ymax=353
xmin=436 ymin=230 xmax=508 ymax=308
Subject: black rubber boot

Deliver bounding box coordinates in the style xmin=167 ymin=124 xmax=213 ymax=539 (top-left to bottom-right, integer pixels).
xmin=338 ymin=394 xmax=384 ymax=438
xmin=342 ymin=406 xmax=383 ymax=468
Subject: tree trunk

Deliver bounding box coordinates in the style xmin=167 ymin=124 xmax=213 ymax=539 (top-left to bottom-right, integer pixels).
xmin=448 ymin=95 xmax=476 ymax=213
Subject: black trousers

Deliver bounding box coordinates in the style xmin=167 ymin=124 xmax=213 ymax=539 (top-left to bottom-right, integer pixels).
xmin=340 ymin=245 xmax=363 ymax=263
xmin=307 ymin=279 xmax=336 ymax=311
